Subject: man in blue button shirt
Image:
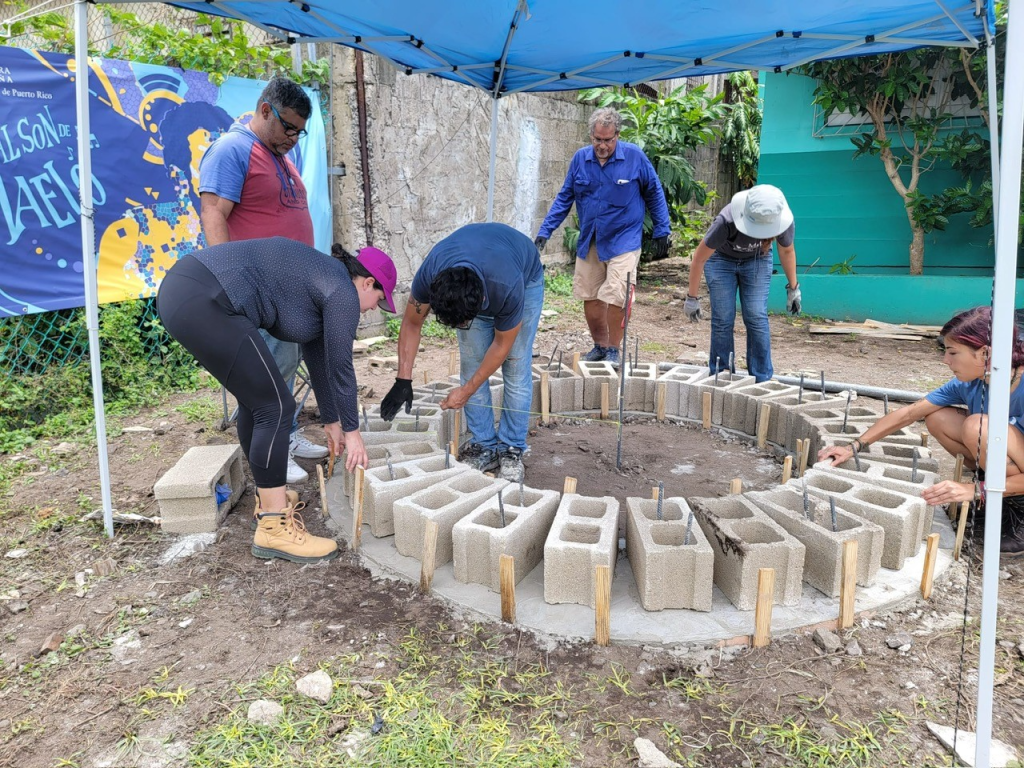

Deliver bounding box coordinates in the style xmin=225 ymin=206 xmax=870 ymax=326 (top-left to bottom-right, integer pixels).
xmin=379 ymin=223 xmax=544 ymax=481
xmin=535 ymin=108 xmax=670 ymax=365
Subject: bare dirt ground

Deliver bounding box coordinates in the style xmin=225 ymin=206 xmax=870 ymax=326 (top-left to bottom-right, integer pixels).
xmin=2 ymin=255 xmax=1022 ymax=767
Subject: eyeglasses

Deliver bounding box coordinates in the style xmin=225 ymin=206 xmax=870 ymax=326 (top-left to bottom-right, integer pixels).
xmin=590 ymin=132 xmax=618 ymax=145
xmin=266 ymin=103 xmax=307 ymax=138
xmin=453 ymin=318 xmax=474 ymax=331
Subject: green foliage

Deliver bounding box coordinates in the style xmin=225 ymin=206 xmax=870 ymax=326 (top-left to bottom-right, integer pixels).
xmin=544 ymin=270 xmax=574 ymax=298
xmin=561 ymin=215 xmax=581 ymax=257
xmin=829 ymin=255 xmax=857 ymax=275
xmin=0 ymin=301 xmax=200 ymax=449
xmin=579 ymin=84 xmax=727 ymax=257
xmin=720 ymin=71 xmax=762 ymax=187
xmin=384 ymin=316 xmax=455 ymax=342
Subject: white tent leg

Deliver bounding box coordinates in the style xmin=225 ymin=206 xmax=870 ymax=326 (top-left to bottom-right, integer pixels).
xmin=75 ymin=0 xmax=115 ymax=539
xmin=986 ymin=22 xmax=1000 ymax=218
xmin=486 ymin=97 xmax=498 ymax=222
xmin=976 ymin=4 xmax=1023 ymax=765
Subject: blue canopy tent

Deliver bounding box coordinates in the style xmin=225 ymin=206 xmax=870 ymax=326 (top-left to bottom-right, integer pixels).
xmin=68 ymin=1 xmax=1018 ymax=761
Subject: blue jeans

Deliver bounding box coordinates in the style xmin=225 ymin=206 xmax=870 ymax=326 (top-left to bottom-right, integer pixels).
xmin=458 ymin=277 xmax=544 ymax=451
xmin=704 ymin=253 xmax=773 ymax=382
xmin=259 ymin=330 xmax=301 ymax=432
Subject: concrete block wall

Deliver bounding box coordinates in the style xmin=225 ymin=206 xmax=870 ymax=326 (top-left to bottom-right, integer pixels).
xmin=621 ymin=362 xmax=658 ymax=411
xmin=533 ymin=362 xmax=584 ymax=413
xmin=684 ymin=372 xmax=756 ymax=426
xmin=656 ymin=363 xmax=710 ymax=418
xmin=796 ymin=469 xmax=926 ymax=569
xmin=155 ymin=445 xmax=245 ymax=534
xmin=543 ymin=494 xmax=620 ymax=607
xmin=579 ymin=361 xmax=618 ymax=410
xmin=811 ymin=457 xmax=939 ymax=498
xmin=756 ymin=391 xmax=834 ymax=447
xmin=722 ymin=380 xmax=799 ymax=436
xmin=394 ymin=473 xmax=508 ymax=566
xmin=452 ymin=485 xmax=561 ymax=590
xmin=817 ymin=435 xmax=939 ymax=473
xmin=745 ymin=487 xmax=884 ymax=596
xmin=692 ymin=494 xmax=805 ymax=610
xmin=342 ymin=441 xmax=441 ymax=498
xmin=625 ymin=497 xmax=714 ymax=612
xmin=361 ymin=454 xmax=471 ymax=538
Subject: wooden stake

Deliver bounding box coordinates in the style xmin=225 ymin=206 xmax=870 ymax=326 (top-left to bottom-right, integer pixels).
xmin=540 ymin=371 xmax=550 ymax=425
xmin=752 ymin=568 xmax=775 ymax=648
xmin=600 ymin=382 xmax=609 ymax=419
xmin=651 ymin=486 xmax=660 ymax=500
xmin=352 ymin=466 xmax=366 ymax=551
xmin=317 ymin=464 xmax=329 ymax=520
xmin=756 ymin=403 xmax=771 ymax=449
xmin=838 ymin=539 xmax=858 ymax=630
xmin=920 ymin=532 xmax=940 ymax=599
xmin=729 ymin=478 xmax=743 ymax=495
xmin=448 ymin=350 xmax=458 ymax=376
xmin=594 ymin=564 xmax=611 ymax=646
xmin=781 ymin=455 xmax=793 ymax=485
xmin=656 ymin=382 xmax=667 ymax=421
xmin=799 ymin=439 xmax=811 ymax=477
xmin=794 ymin=439 xmax=805 ymax=477
xmin=702 ymin=391 xmax=712 ymax=429
xmin=453 ymin=410 xmax=461 ymax=453
xmin=571 ymin=351 xmax=581 ymax=375
xmin=423 ymin=369 xmax=429 ymax=385
xmin=327 ymin=450 xmax=337 ymax=481
xmin=420 ymin=519 xmax=438 ymax=593
xmin=953 ymin=454 xmax=965 ymax=483
xmin=499 ymin=554 xmax=516 ymax=623
xmin=448 ymin=440 xmax=457 ymax=462
xmin=920 ymin=431 xmax=929 ymax=448
xmin=563 ymin=476 xmax=578 ymax=495
xmin=954 ymin=501 xmax=970 ymax=561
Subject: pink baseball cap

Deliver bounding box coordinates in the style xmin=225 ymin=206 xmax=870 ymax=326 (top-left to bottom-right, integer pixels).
xmin=356 ymin=246 xmax=398 ymax=313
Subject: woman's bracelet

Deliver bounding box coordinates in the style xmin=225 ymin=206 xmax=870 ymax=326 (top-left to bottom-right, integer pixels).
xmin=975 ymin=480 xmax=986 ymax=502
xmin=851 ymin=437 xmax=866 ymax=452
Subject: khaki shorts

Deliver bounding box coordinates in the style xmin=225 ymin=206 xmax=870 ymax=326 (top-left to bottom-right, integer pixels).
xmin=572 ymin=244 xmax=641 ymax=306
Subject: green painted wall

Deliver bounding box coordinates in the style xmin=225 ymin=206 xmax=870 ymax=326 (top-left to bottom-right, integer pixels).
xmin=759 ymin=71 xmax=1002 ymax=278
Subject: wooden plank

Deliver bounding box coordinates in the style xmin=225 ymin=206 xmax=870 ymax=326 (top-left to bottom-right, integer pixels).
xmin=572 ymin=351 xmax=581 ymax=375
xmin=794 ymin=440 xmax=805 ymax=478
xmin=453 ymin=410 xmax=461 ymax=454
xmin=317 ymin=464 xmax=329 ymax=520
xmin=541 ymin=371 xmax=550 ymax=425
xmin=656 ymin=382 xmax=667 ymax=421
xmin=500 ymin=554 xmax=516 ymax=623
xmin=702 ymin=391 xmax=712 ymax=429
xmin=781 ymin=455 xmax=793 ymax=485
xmin=352 ymin=466 xmax=365 ymax=551
xmin=753 ymin=568 xmax=775 ymax=648
xmin=595 ymin=564 xmax=611 ymax=646
xmin=799 ymin=439 xmax=811 ymax=478
xmin=729 ymin=478 xmax=742 ymax=495
xmin=601 ymin=382 xmax=609 ymax=419
xmin=449 ymin=350 xmax=458 ymax=377
xmin=920 ymin=532 xmax=940 ymax=599
xmin=954 ymin=501 xmax=970 ymax=561
xmin=838 ymin=539 xmax=858 ymax=630
xmin=420 ymin=519 xmax=439 ymax=593
xmin=756 ymin=403 xmax=770 ymax=449
xmin=563 ymin=476 xmax=578 ymax=495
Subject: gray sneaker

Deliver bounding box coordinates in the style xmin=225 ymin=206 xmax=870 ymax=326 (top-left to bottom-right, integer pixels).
xmin=499 ymin=446 xmax=524 ymax=482
xmin=459 ymin=443 xmax=499 ymax=473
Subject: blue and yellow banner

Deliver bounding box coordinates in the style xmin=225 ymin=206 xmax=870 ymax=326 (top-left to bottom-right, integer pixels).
xmin=0 ymin=46 xmax=329 ymax=316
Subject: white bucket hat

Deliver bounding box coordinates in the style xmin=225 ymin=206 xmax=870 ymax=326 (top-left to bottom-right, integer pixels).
xmin=730 ymin=184 xmax=794 ymax=239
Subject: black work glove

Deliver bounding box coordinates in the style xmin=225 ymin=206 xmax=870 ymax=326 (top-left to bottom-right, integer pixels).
xmin=534 ymin=235 xmax=548 ymax=251
xmin=379 ymin=378 xmax=413 ymax=421
xmin=652 ymin=235 xmax=670 ymax=260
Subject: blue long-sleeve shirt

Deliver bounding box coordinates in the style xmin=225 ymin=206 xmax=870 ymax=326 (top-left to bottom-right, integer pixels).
xmin=537 ymin=140 xmax=670 ymax=262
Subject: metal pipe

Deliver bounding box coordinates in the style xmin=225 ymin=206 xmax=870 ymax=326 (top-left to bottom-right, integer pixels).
xmin=616 ymin=277 xmax=632 ymax=469
xmin=772 ymin=375 xmax=925 ymax=403
xmin=354 ymin=50 xmax=374 ymax=245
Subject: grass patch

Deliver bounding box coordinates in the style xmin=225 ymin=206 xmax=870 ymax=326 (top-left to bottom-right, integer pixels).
xmin=174 ymin=397 xmax=221 ymax=424
xmin=385 ymin=316 xmax=456 ymax=342
xmin=544 ymin=270 xmax=574 ymax=298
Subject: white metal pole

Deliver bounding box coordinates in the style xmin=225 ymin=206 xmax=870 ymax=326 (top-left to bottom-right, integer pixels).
xmin=985 ymin=23 xmax=1000 ymax=219
xmin=486 ymin=96 xmax=499 ymax=222
xmin=75 ymin=0 xmax=115 ymax=539
xmin=975 ymin=3 xmax=1022 ymax=764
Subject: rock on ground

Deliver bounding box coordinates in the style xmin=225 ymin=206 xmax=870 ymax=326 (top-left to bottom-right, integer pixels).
xmin=296 ymin=670 xmax=334 ymax=703
xmin=926 ymin=721 xmax=1020 ymax=767
xmin=247 ymin=699 xmax=284 ymax=726
xmin=634 ymin=737 xmax=680 ymax=768
xmin=812 ymin=628 xmax=843 ymax=654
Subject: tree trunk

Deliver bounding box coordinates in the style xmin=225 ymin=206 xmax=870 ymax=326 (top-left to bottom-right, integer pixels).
xmin=907 ymin=210 xmax=925 ymax=275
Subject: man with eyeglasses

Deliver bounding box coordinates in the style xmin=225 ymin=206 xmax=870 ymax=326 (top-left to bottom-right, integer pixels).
xmin=198 ymin=75 xmax=329 ymax=485
xmin=379 ymin=223 xmax=544 ymax=480
xmin=535 ymin=107 xmax=670 ymax=366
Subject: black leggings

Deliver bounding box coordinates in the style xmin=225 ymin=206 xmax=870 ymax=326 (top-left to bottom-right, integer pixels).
xmin=157 ymin=256 xmax=294 ymax=487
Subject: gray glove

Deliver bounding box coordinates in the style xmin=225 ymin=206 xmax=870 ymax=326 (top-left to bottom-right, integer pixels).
xmin=534 ymin=235 xmax=548 ymax=251
xmin=683 ymin=295 xmax=702 ymax=322
xmin=786 ymin=283 xmax=802 ymax=315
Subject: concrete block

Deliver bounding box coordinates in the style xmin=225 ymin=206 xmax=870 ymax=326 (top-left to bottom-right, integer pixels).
xmin=796 ymin=469 xmax=926 ymax=569
xmin=361 ymin=454 xmax=471 ymax=538
xmin=656 ymin=364 xmax=710 ymax=417
xmin=817 ymin=435 xmax=939 ymax=473
xmin=579 ymin=361 xmax=618 ymax=410
xmin=543 ymin=494 xmax=620 ymax=607
xmin=745 ymin=487 xmax=884 ymax=595
xmin=795 ymin=403 xmax=916 ymax=457
xmin=155 ymin=444 xmax=245 ymax=534
xmin=621 ymin=362 xmax=658 ymax=411
xmin=811 ymin=457 xmax=939 ymax=499
xmin=684 ymin=372 xmax=756 ymax=426
xmin=394 ymin=473 xmax=508 ymax=566
xmin=534 ymin=362 xmax=584 ymax=413
xmin=755 ymin=391 xmax=835 ymax=447
xmin=625 ymin=497 xmax=714 ymax=611
xmin=722 ymin=380 xmax=799 ymax=437
xmin=691 ymin=495 xmax=805 ymax=610
xmin=452 ymin=485 xmax=561 ymax=590
xmin=342 ymin=441 xmax=441 ymax=497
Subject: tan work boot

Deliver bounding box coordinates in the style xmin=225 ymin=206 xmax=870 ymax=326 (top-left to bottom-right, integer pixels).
xmin=251 ymin=490 xmax=300 ymax=531
xmin=251 ymin=505 xmax=339 ymax=563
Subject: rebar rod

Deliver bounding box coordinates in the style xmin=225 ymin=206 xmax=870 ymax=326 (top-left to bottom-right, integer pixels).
xmin=852 ymin=443 xmax=862 ymax=472
xmin=829 ymin=496 xmax=838 ymax=532
xmin=798 ymin=373 xmax=805 ymax=405
xmin=498 ymin=490 xmax=506 ymax=528
xmin=883 ymin=393 xmax=889 ymax=414
xmin=802 ymin=477 xmax=810 ymax=520
xmin=385 ymin=449 xmax=395 ymax=480
xmin=842 ymin=389 xmax=853 ymax=433
xmin=728 ymin=351 xmax=735 ymax=374
xmin=362 ymin=403 xmax=369 ymax=430
xmin=912 ymin=449 xmax=919 ymax=483
xmin=616 ymin=276 xmax=632 ymax=470
xmin=684 ymin=509 xmax=694 ymax=545
xmin=820 ymin=371 xmax=826 ymax=395
xmin=715 ymin=357 xmax=721 ymax=385
xmin=445 ymin=443 xmax=450 ymax=469
xmin=656 ymin=481 xmax=664 ymax=520
xmin=519 ymin=476 xmax=525 ymax=507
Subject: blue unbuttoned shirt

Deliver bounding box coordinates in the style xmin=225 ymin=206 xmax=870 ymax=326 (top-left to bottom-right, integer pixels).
xmin=537 ymin=140 xmax=670 ymax=262
xmin=926 ymin=377 xmax=1024 ymax=436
